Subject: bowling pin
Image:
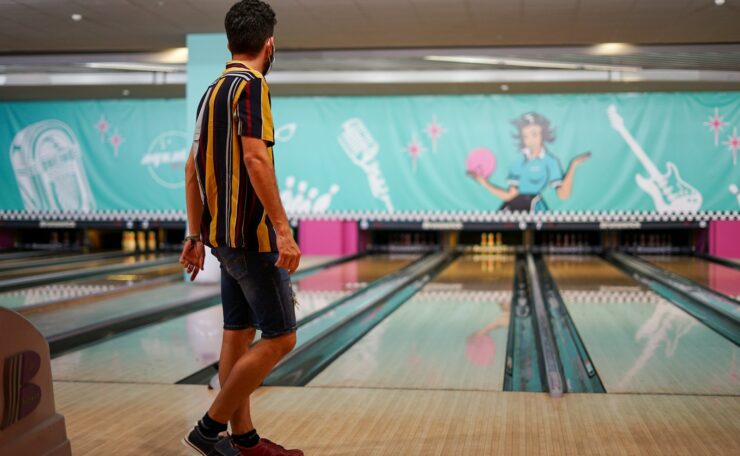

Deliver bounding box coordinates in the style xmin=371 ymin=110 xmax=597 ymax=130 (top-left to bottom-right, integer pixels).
xmin=298 ymin=188 xmax=319 ymax=213
xmin=148 ymin=231 xmax=157 ymax=251
xmin=312 ymin=185 xmax=340 ymax=212
xmin=280 ymin=176 xmax=296 ymax=210
xmin=137 ymin=231 xmax=146 ymax=252
xmin=291 ymin=181 xmax=308 ymax=210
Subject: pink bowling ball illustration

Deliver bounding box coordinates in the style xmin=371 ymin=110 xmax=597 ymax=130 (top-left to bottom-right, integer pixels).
xmin=466 ymin=148 xmax=496 ymax=179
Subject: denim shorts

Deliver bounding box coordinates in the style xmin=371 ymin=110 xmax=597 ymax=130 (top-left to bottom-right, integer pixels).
xmin=211 ymin=247 xmax=297 ymax=338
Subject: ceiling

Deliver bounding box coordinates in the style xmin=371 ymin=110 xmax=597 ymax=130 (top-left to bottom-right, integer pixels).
xmin=1 ymin=0 xmax=740 ymax=54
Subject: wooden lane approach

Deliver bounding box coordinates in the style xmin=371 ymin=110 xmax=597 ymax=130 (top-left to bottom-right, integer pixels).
xmin=54 ymin=382 xmax=740 ymax=455
xmin=0 ymin=307 xmax=71 ymax=455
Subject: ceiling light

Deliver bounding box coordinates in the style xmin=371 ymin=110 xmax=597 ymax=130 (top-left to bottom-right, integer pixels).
xmin=591 ymin=43 xmax=635 ymax=56
xmin=154 ymin=47 xmax=189 ymax=64
xmin=84 ymin=62 xmax=183 ymax=72
xmin=715 ymin=0 xmax=725 ymax=5
xmin=424 ymin=56 xmax=640 ymax=72
xmin=71 ymin=13 xmax=83 ymax=21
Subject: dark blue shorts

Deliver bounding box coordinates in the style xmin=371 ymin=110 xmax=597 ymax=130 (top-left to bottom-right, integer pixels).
xmin=211 ymin=248 xmax=297 ymax=338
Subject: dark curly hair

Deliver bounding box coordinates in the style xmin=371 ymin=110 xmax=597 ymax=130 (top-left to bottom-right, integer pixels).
xmin=225 ymin=0 xmax=277 ymax=55
xmin=511 ymin=112 xmax=556 ymax=149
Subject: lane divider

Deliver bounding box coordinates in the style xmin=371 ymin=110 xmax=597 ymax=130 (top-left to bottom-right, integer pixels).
xmin=46 ymin=253 xmax=367 ymax=358
xmin=605 ymin=251 xmax=740 ymax=346
xmin=0 ymin=254 xmax=177 ymax=293
xmin=262 ymin=250 xmax=458 ymax=387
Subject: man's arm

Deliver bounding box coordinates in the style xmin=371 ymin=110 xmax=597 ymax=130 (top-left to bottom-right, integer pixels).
xmin=242 ymin=136 xmax=301 ymax=274
xmin=180 ymin=144 xmax=205 ymax=280
xmin=185 ymin=145 xmax=204 ymax=239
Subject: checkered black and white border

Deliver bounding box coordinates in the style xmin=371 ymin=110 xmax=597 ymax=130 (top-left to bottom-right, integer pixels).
xmin=0 ymin=210 xmax=738 ymax=225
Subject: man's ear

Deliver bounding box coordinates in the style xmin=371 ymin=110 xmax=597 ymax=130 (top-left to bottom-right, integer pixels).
xmin=227 ymin=42 xmax=232 ymax=53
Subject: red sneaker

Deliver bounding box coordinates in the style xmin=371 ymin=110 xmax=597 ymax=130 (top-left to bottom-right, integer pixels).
xmin=233 ymin=438 xmax=304 ymax=456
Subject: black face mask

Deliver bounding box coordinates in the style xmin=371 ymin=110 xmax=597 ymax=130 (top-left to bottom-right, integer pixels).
xmin=263 ymin=40 xmax=275 ymax=76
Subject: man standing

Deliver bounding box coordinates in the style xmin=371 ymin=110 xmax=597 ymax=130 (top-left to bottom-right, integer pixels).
xmin=179 ymin=1 xmax=302 ymax=455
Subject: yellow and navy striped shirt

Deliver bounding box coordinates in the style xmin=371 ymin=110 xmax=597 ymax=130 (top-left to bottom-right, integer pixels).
xmin=193 ymin=61 xmax=276 ymax=251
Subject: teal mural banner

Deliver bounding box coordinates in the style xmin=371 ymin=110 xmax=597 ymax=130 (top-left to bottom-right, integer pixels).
xmin=263 ymin=92 xmax=740 ymax=214
xmin=1 ymin=36 xmax=739 ymax=215
xmin=0 ymin=99 xmax=188 ymax=212
xmin=186 ymin=34 xmax=740 ymax=216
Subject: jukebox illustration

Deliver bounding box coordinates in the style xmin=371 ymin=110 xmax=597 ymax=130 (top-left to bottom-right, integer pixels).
xmin=10 ymin=120 xmax=96 ymax=212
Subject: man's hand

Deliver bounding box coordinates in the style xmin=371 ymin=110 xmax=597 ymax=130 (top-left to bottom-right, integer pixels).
xmin=275 ymin=227 xmax=301 ymax=275
xmin=179 ymin=240 xmax=205 ymax=281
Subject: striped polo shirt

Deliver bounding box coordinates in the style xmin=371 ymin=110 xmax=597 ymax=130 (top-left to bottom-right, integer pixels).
xmin=193 ymin=61 xmax=277 ymax=251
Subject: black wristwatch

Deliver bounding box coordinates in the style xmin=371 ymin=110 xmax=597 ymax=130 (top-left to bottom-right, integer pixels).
xmin=184 ymin=234 xmax=202 ymax=244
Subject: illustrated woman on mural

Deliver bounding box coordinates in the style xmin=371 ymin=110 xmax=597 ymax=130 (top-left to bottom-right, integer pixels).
xmin=469 ymin=112 xmax=590 ymax=212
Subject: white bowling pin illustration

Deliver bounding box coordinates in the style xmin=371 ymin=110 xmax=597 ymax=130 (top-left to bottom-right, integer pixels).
xmin=298 ymin=188 xmax=319 ymax=213
xmin=280 ymin=176 xmax=296 ymax=210
xmin=10 ymin=119 xmax=96 ymax=211
xmin=291 ymin=181 xmax=308 ymax=210
xmin=730 ymin=184 xmax=740 ymax=206
xmin=312 ymin=184 xmax=340 ymax=212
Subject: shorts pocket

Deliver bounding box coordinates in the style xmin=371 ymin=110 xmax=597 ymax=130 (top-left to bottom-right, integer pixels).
xmin=215 ymin=248 xmax=248 ymax=280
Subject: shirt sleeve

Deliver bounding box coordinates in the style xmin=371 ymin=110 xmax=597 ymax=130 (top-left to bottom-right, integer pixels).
xmin=193 ymin=91 xmax=209 ymax=143
xmin=547 ymin=154 xmax=565 ymax=188
xmin=234 ymin=77 xmax=275 ymax=147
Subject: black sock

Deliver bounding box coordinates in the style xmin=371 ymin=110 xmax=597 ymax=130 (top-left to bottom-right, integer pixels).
xmin=197 ymin=413 xmax=227 ymax=439
xmin=232 ymin=429 xmax=260 ymax=448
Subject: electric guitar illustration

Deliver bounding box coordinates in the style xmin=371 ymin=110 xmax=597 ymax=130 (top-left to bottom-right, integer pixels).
xmin=607 ymin=105 xmax=702 ymax=212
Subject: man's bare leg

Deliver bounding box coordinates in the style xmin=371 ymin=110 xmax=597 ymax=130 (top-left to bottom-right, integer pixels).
xmin=208 ymin=331 xmax=296 ymax=425
xmin=219 ymin=328 xmax=257 ymax=433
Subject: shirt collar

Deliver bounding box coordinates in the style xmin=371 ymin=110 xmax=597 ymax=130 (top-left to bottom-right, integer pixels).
xmin=224 ymin=60 xmax=263 ymax=77
xmin=522 ymin=147 xmax=546 ymax=160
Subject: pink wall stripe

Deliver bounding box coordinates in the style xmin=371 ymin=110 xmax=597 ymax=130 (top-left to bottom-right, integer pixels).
xmin=298 ymin=220 xmax=360 ymax=256
xmin=709 ymin=221 xmax=740 ymax=259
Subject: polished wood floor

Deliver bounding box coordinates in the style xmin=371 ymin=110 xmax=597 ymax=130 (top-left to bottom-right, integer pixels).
xmin=55 ymin=382 xmax=740 ymax=456
xmin=44 ymin=255 xmax=740 ymax=455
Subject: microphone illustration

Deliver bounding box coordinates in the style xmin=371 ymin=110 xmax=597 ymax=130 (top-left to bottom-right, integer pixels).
xmin=338 ymin=118 xmax=394 ymax=212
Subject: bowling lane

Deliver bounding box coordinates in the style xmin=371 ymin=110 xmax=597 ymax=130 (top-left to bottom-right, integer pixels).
xmin=309 ymin=255 xmax=514 ymax=391
xmin=51 ymin=254 xmax=416 ymax=383
xmin=23 ymin=255 xmax=357 ymax=339
xmin=641 ymin=255 xmax=740 ymax=300
xmin=0 ymin=262 xmax=183 ymax=310
xmin=0 ymin=249 xmax=75 ymax=262
xmin=0 ymin=252 xmax=163 ymax=280
xmin=546 ymin=255 xmax=739 ymax=395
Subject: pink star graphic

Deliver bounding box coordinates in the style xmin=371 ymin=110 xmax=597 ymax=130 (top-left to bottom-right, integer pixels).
xmin=96 ymin=115 xmax=110 ymax=142
xmin=406 ymin=134 xmax=426 ymax=172
xmin=425 ymin=115 xmax=447 ymax=152
xmin=704 ymin=108 xmax=728 ymax=146
xmin=724 ymin=127 xmax=740 ymax=166
xmin=109 ymin=129 xmax=124 ymax=157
